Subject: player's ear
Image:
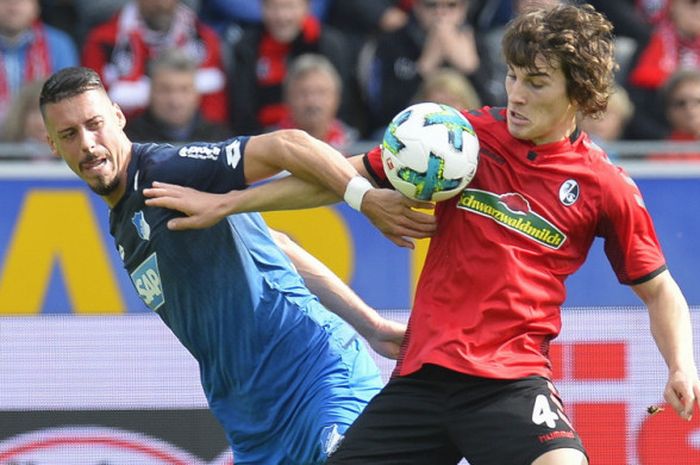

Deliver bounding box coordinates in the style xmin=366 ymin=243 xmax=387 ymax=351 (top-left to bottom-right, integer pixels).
xmin=113 ymin=102 xmax=126 ymax=129
xmin=45 ymin=134 xmax=60 ymax=158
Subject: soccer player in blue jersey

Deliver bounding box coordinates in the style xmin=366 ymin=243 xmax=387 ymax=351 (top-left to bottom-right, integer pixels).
xmin=39 ymin=66 xmax=436 ymax=465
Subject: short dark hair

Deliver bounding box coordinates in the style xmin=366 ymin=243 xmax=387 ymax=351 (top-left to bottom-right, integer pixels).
xmin=39 ymin=67 xmax=105 ymax=113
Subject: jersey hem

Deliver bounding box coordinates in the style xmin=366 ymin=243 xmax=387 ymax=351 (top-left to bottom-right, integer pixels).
xmin=397 ymin=358 xmax=552 ymax=381
xmin=625 ymin=263 xmax=667 ymax=285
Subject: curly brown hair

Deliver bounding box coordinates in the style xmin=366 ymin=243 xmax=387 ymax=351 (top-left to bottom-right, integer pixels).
xmin=501 ymin=3 xmax=617 ymax=117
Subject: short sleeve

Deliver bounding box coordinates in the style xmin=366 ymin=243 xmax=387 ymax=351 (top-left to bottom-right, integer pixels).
xmin=362 ymin=146 xmax=393 ymax=189
xmin=142 ymin=137 xmax=250 ymax=193
xmin=597 ymin=167 xmax=667 ymax=285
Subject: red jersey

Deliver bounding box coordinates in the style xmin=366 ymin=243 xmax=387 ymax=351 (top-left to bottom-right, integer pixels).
xmin=365 ymin=107 xmax=667 ymax=380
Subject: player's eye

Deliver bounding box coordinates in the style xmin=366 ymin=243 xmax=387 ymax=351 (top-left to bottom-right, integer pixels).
xmin=88 ymin=119 xmax=104 ymax=130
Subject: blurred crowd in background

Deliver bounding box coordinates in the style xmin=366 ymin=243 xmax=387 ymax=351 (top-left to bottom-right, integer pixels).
xmin=2 ymin=0 xmax=700 ymax=161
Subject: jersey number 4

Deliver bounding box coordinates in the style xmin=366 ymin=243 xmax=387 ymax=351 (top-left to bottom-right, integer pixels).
xmin=531 ymin=394 xmax=560 ymax=428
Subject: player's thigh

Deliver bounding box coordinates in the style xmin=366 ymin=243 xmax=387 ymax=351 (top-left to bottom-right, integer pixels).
xmin=448 ymin=376 xmax=587 ymax=465
xmin=531 ymin=448 xmax=588 ymax=465
xmin=326 ymin=375 xmax=462 ymax=465
xmin=287 ymin=343 xmax=384 ymax=464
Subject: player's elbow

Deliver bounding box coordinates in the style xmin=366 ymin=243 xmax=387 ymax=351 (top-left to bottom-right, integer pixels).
xmin=268 ymin=228 xmax=300 ymax=259
xmin=275 ymin=128 xmax=314 ymax=149
xmin=268 ymin=228 xmax=292 ymax=247
xmin=265 ymin=129 xmax=317 ymax=166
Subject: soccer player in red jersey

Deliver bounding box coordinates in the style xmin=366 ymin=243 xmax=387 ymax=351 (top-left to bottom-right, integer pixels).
xmin=143 ymin=4 xmax=699 ymax=465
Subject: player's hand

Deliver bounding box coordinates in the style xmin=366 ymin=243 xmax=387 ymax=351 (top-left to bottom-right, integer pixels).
xmin=143 ymin=181 xmax=232 ymax=230
xmin=360 ymin=189 xmax=436 ymax=249
xmin=366 ymin=317 xmax=406 ymax=360
xmin=664 ymin=368 xmax=700 ymax=420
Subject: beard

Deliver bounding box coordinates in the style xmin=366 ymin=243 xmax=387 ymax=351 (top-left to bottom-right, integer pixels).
xmin=90 ymin=176 xmax=121 ymax=196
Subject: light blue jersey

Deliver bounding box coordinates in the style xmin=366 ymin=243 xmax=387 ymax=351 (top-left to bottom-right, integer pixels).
xmin=110 ymin=140 xmax=383 ymax=464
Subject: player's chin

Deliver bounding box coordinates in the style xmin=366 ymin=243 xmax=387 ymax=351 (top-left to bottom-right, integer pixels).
xmin=506 ymin=121 xmax=529 ymax=140
xmin=89 ymin=176 xmax=121 ymax=196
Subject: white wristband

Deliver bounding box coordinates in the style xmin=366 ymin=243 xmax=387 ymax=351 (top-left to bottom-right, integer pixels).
xmin=343 ymin=176 xmax=373 ymax=211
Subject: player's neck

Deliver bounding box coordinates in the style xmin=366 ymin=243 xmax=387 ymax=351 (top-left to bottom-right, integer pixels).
xmin=104 ymin=143 xmax=133 ymax=209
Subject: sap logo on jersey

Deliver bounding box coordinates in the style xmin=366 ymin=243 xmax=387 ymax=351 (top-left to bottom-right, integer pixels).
xmin=130 ymin=252 xmax=165 ymax=311
xmin=178 ymin=145 xmax=221 ymax=160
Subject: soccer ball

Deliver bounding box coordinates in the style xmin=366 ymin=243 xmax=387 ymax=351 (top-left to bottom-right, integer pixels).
xmin=381 ymin=102 xmax=479 ymax=202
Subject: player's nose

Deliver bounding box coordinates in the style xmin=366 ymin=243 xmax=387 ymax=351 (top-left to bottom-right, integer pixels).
xmin=78 ymin=127 xmax=97 ymax=154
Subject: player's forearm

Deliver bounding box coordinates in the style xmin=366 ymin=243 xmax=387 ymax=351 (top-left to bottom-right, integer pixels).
xmin=270 ymin=229 xmax=382 ymax=338
xmin=251 ymin=130 xmax=364 ymax=200
xmin=649 ymin=297 xmax=697 ymax=374
xmin=639 ymin=274 xmax=697 ymax=373
xmin=228 ymin=175 xmax=342 ymax=214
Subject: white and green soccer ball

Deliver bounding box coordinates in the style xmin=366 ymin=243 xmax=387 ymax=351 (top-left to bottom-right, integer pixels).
xmin=381 ymin=102 xmax=479 ymax=202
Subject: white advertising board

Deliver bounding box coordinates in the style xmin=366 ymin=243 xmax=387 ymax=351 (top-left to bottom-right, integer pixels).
xmin=0 ymin=309 xmax=698 ymax=464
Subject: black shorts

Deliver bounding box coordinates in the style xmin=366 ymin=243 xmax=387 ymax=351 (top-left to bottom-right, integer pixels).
xmin=326 ymin=364 xmax=587 ymax=465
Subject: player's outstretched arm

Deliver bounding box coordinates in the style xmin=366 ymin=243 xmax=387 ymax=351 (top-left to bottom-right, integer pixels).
xmin=243 ymin=129 xmax=364 ymax=198
xmin=269 ymin=228 xmax=406 ymax=359
xmin=633 ymin=271 xmax=700 ymax=420
xmin=144 ymin=153 xmax=437 ymax=248
xmin=143 ymin=176 xmax=339 ymax=230
xmin=241 ymin=130 xmax=438 ymax=247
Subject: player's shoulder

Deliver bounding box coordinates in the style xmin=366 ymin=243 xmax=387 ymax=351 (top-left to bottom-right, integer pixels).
xmin=135 ymin=137 xmax=244 ymax=164
xmin=132 ymin=142 xmax=176 ymax=167
xmin=576 ymin=135 xmax=640 ymax=194
xmin=463 ymin=106 xmax=507 ymax=128
xmin=577 ymin=134 xmax=622 ymax=176
xmin=462 ymin=106 xmax=509 ymax=141
xmin=460 ymin=106 xmax=520 ymax=158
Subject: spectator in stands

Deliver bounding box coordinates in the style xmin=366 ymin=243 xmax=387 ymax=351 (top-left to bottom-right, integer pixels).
xmin=579 ymin=85 xmax=635 ymax=160
xmin=358 ymin=0 xmax=492 ymax=138
xmin=0 ymin=78 xmax=52 ymax=160
xmin=229 ymin=0 xmax=352 ymax=135
xmin=124 ymin=49 xmax=230 ymax=143
xmin=269 ymin=53 xmax=358 ymax=154
xmin=586 ymin=0 xmax=652 ymax=42
xmin=579 ymin=0 xmax=652 ymax=83
xmin=199 ymin=0 xmax=333 ymax=35
xmin=38 ymin=0 xmax=81 ymax=44
xmin=325 ymin=1 xmax=410 ymax=63
xmin=0 ymin=0 xmax=78 ymax=127
xmin=413 ymin=67 xmax=481 ymax=110
xmin=625 ymin=0 xmax=700 ymax=139
xmin=56 ymin=0 xmax=198 ymax=45
xmin=82 ymin=0 xmax=227 ymax=123
xmin=651 ymin=68 xmax=700 ymax=161
xmin=470 ymin=0 xmax=560 ymax=28
xmin=324 ymin=1 xmax=413 ymax=137
xmin=326 ymin=0 xmax=409 ymax=37
xmin=637 ymin=0 xmax=671 ymax=24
